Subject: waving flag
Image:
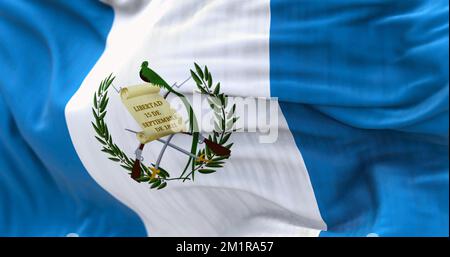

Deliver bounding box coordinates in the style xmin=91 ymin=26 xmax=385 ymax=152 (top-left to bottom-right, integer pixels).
xmin=0 ymin=0 xmax=448 ymax=237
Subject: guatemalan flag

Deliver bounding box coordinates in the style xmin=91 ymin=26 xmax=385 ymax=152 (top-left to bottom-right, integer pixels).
xmin=0 ymin=0 xmax=448 ymax=237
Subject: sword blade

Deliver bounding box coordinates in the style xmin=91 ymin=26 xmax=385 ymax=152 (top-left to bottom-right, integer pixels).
xmin=155 ymin=134 xmax=174 ymax=169
xmin=156 ymin=138 xmax=197 ymax=159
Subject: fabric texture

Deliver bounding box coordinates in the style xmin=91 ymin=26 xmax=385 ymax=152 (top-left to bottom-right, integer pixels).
xmin=0 ymin=0 xmax=448 ymax=236
xmin=270 ymin=0 xmax=448 ymax=236
xmin=0 ymin=0 xmax=145 ymax=236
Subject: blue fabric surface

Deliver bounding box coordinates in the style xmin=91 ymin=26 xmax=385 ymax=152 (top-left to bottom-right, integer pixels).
xmin=0 ymin=0 xmax=448 ymax=236
xmin=270 ymin=0 xmax=448 ymax=236
xmin=0 ymin=0 xmax=146 ymax=236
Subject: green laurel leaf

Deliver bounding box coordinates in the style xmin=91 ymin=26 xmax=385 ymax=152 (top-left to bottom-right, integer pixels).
xmin=213 ymin=83 xmax=220 ymax=94
xmin=190 ymin=70 xmax=202 ymax=86
xmin=151 ymin=180 xmax=161 ymax=189
xmin=198 ymin=169 xmax=216 ymax=174
xmin=205 ymin=163 xmax=223 ymax=168
xmin=194 ymin=62 xmax=204 ymax=79
xmin=157 ymin=182 xmax=167 ymax=190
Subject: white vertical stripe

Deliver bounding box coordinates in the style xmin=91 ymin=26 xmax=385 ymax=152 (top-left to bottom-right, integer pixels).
xmin=66 ymin=0 xmax=326 ymax=236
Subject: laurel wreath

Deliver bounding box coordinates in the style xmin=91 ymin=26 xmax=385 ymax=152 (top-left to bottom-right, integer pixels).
xmin=91 ymin=63 xmax=238 ymax=190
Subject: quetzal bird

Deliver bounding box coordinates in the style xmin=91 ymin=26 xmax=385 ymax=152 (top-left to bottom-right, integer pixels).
xmin=139 ymin=61 xmax=180 ymax=96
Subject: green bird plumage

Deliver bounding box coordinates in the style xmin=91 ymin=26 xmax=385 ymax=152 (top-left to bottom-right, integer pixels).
xmin=139 ymin=61 xmax=171 ymax=89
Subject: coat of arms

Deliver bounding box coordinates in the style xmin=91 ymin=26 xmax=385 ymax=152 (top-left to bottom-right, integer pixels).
xmin=91 ymin=62 xmax=238 ymax=190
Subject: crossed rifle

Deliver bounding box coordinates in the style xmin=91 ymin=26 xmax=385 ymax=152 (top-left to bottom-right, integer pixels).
xmin=115 ymin=76 xmax=230 ymax=180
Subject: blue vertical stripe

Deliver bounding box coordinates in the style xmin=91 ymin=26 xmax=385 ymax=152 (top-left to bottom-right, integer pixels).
xmin=0 ymin=0 xmax=146 ymax=236
xmin=270 ymin=0 xmax=449 ymax=236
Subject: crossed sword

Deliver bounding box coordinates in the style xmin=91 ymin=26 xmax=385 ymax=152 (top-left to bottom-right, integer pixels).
xmin=117 ymin=77 xmax=230 ymax=180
